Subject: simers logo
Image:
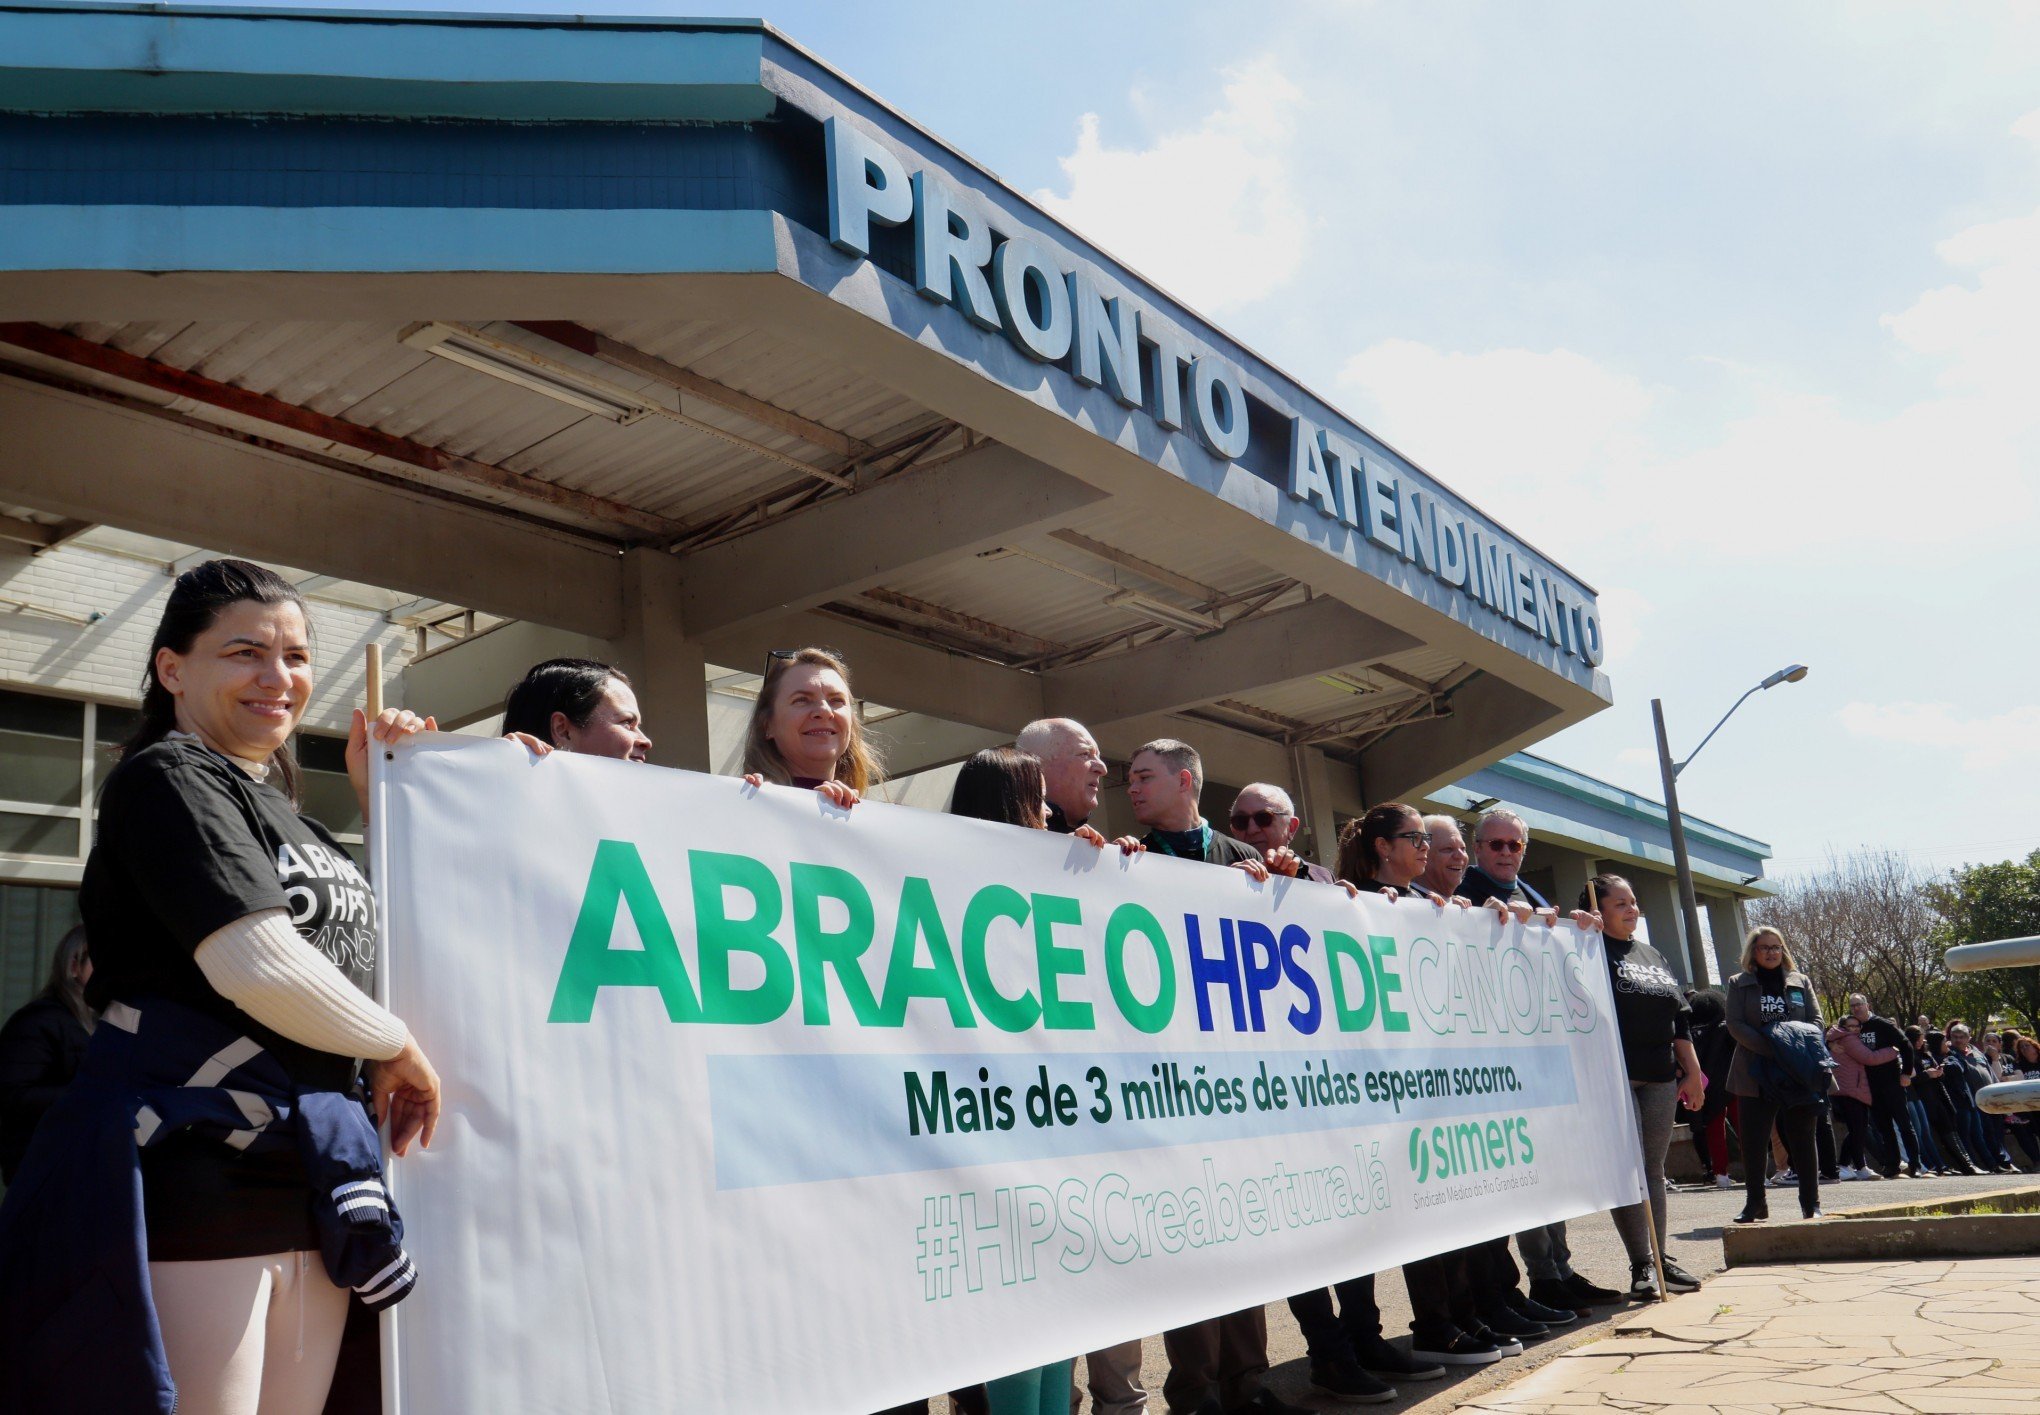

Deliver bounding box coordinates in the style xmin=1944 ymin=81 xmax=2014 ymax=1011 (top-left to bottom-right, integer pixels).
xmin=1407 ymin=1116 xmax=1535 ymax=1185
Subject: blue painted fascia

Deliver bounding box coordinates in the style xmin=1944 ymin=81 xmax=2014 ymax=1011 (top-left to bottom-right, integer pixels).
xmin=1488 ymin=752 xmax=1771 ymax=857
xmin=0 ymin=5 xmax=775 ymax=120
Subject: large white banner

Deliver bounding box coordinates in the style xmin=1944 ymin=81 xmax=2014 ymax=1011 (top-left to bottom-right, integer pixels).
xmin=372 ymin=736 xmax=1645 ymax=1414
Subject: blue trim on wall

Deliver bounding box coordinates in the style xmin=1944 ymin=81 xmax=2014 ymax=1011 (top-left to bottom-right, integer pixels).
xmin=0 ymin=9 xmax=772 ymax=120
xmin=0 ymin=206 xmax=780 ymax=273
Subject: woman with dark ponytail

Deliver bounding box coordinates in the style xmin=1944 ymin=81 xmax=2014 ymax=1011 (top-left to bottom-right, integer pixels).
xmin=0 ymin=925 xmax=94 ymax=1184
xmin=0 ymin=558 xmax=442 ymax=1415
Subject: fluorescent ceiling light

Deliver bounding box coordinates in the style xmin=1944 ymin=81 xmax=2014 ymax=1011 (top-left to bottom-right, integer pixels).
xmin=1104 ymin=588 xmax=1223 ymax=634
xmin=400 ymin=322 xmax=658 ymax=425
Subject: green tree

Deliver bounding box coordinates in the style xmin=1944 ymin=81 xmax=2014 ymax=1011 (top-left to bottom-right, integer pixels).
xmin=1930 ymin=850 xmax=2040 ymax=1035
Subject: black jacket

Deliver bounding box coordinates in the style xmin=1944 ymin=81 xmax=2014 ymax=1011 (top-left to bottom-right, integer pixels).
xmin=1457 ymin=865 xmax=1549 ymax=909
xmin=0 ymin=995 xmax=90 ymax=1185
xmin=1725 ymin=967 xmax=1828 ymax=1098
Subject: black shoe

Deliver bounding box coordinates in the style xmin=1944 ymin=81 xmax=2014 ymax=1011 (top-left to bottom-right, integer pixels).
xmin=1628 ymin=1263 xmax=1660 ymax=1300
xmin=1466 ymin=1325 xmax=1524 ymax=1357
xmin=1734 ymin=1206 xmax=1769 ymax=1223
xmin=1661 ymin=1259 xmax=1703 ymax=1293
xmin=1802 ymin=1207 xmax=1825 ymax=1220
xmin=1354 ymin=1334 xmax=1445 ymax=1381
xmin=1820 ymin=1170 xmax=1842 ymax=1182
xmin=1479 ymin=1305 xmax=1550 ymax=1340
xmin=1228 ymin=1392 xmax=1314 ymax=1415
xmin=1503 ymin=1289 xmax=1578 ymax=1326
xmin=1560 ymin=1272 xmax=1624 ymax=1305
xmin=1305 ymin=1362 xmax=1396 ymax=1405
xmin=1186 ymin=1400 xmax=1223 ymax=1415
xmin=1409 ymin=1331 xmax=1502 ymax=1366
xmin=1528 ymin=1277 xmax=1588 ymax=1316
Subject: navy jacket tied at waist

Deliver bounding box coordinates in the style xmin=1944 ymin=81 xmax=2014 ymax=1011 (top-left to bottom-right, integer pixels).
xmin=0 ymin=996 xmax=415 ymax=1415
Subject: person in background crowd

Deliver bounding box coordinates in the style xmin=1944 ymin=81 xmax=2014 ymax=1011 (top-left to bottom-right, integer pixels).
xmin=1586 ymin=874 xmax=1706 ymax=1298
xmin=1911 ymin=1029 xmax=1979 ymax=1175
xmin=1412 ymin=818 xmax=1579 ymax=1340
xmin=2006 ymin=1036 xmax=2040 ymax=1169
xmin=1850 ymin=995 xmax=1925 ymax=1179
xmin=1455 ymin=810 xmax=1619 ymax=1315
xmin=500 ymin=657 xmax=651 ymax=760
xmin=1981 ymin=1031 xmax=2034 ymax=1169
xmin=1942 ymin=1024 xmax=2013 ymax=1173
xmin=1894 ymin=1022 xmax=1946 ymax=1174
xmin=0 ymin=926 xmax=94 ymax=1185
xmin=0 ymin=559 xmax=441 ymax=1415
xmin=1725 ymin=927 xmax=1830 ymax=1222
xmin=1825 ymin=1015 xmax=1890 ymax=1181
xmin=1683 ymin=987 xmax=1740 ymax=1188
xmin=741 ymin=647 xmax=879 ymax=808
xmin=946 ymin=747 xmax=1128 ymax=1415
xmin=1016 ymin=718 xmax=1107 ymax=835
xmin=1124 ymin=741 xmax=1264 ymax=876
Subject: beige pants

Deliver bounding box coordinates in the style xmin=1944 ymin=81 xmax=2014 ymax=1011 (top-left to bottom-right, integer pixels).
xmin=148 ymin=1252 xmax=350 ymax=1415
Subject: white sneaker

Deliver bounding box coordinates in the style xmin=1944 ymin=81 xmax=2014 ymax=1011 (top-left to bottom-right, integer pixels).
xmin=1838 ymin=1166 xmax=1863 ymax=1181
xmin=1713 ymin=1173 xmax=1735 ymax=1189
xmin=1767 ymin=1168 xmax=1798 ymax=1188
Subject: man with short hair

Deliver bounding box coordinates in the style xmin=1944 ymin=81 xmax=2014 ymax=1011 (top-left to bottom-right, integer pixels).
xmin=1226 ymin=783 xmax=1332 ymax=883
xmin=1458 ymin=810 xmax=1621 ymax=1314
xmin=1127 ymin=740 xmax=1262 ymax=871
xmin=1018 ymin=717 xmax=1108 ymax=835
xmin=1131 ymin=744 xmax=1305 ymax=1415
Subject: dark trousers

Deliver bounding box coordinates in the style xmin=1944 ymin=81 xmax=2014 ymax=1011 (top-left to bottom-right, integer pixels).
xmin=1740 ymin=1094 xmax=1819 ymax=1216
xmin=1833 ymin=1095 xmax=1871 ymax=1170
xmin=1402 ymin=1253 xmax=1469 ymax=1344
xmin=1866 ymin=1081 xmax=1920 ymax=1176
xmin=1813 ymin=1098 xmax=1839 ymax=1178
xmin=1286 ymin=1276 xmax=1374 ymax=1366
xmin=1163 ymin=1307 xmax=1267 ymax=1412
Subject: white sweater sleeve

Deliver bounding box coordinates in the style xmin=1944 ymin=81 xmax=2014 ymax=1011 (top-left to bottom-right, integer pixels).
xmin=194 ymin=908 xmax=410 ymax=1062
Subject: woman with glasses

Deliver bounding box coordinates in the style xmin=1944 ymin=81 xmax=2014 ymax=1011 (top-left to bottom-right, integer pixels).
xmin=1583 ymin=874 xmax=1705 ymax=1297
xmin=740 ymin=647 xmax=878 ymax=808
xmin=1724 ymin=927 xmax=1830 ymax=1222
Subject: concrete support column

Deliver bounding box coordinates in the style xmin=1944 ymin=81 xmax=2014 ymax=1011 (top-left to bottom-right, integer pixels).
xmin=1543 ymin=847 xmax=1593 ymax=916
xmin=1630 ymin=871 xmax=1691 ymax=985
xmin=1292 ymin=746 xmax=1341 ymax=871
xmin=1705 ymin=894 xmax=1747 ymax=986
xmin=608 ymin=548 xmax=710 ymax=772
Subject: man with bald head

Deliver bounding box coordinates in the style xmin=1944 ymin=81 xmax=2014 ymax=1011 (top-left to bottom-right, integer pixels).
xmin=1017 ymin=717 xmax=1108 ymax=834
xmin=1226 ymin=783 xmax=1333 ymax=884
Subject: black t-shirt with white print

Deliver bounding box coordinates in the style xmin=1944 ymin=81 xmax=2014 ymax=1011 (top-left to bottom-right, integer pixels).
xmin=1604 ymin=935 xmax=1692 ymax=1083
xmin=82 ymin=736 xmax=379 ymax=1259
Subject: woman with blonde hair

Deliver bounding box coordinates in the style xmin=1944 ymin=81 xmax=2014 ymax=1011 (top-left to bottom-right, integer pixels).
xmin=741 ymin=647 xmax=881 ymax=807
xmin=1724 ymin=926 xmax=1831 ymax=1223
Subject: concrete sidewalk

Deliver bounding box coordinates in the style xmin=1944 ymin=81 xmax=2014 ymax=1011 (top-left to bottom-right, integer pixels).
xmin=1454 ymin=1258 xmax=2040 ymax=1414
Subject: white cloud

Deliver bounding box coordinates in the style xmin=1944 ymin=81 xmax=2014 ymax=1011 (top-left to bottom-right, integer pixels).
xmin=1034 ymin=55 xmax=1309 ymax=314
xmin=1837 ymin=701 xmax=2040 ymax=771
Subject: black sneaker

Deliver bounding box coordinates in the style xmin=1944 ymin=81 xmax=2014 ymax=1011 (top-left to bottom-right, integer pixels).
xmin=1466 ymin=1325 xmax=1523 ymax=1357
xmin=1305 ymin=1362 xmax=1395 ymax=1405
xmin=1628 ymin=1263 xmax=1660 ymax=1300
xmin=1479 ymin=1304 xmax=1550 ymax=1340
xmin=1528 ymin=1278 xmax=1590 ymax=1316
xmin=1733 ymin=1206 xmax=1769 ymax=1223
xmin=1408 ymin=1331 xmax=1502 ymax=1366
xmin=1560 ymin=1272 xmax=1624 ymax=1306
xmin=1228 ymin=1391 xmax=1314 ymax=1415
xmin=1503 ymin=1289 xmax=1578 ymax=1326
xmin=1661 ymin=1259 xmax=1702 ymax=1293
xmin=1354 ymin=1334 xmax=1446 ymax=1381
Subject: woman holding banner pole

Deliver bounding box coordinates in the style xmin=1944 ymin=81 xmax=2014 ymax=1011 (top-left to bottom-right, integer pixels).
xmin=0 ymin=559 xmax=441 ymax=1415
xmin=1581 ymin=873 xmax=1705 ymax=1298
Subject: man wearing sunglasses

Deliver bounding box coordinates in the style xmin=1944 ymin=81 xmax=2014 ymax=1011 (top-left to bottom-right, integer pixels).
xmin=1224 ymin=785 xmax=1334 ymax=884
xmin=1458 ymin=809 xmax=1623 ymax=1315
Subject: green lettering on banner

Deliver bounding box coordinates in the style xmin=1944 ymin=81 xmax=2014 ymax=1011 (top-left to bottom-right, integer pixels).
xmin=690 ymin=850 xmax=794 ymax=1025
xmin=1104 ymin=903 xmax=1176 ymax=1033
xmin=876 ymin=877 xmax=976 ymax=1027
xmin=1324 ymin=931 xmax=1375 ymax=1031
xmin=1369 ymin=934 xmax=1411 ymax=1032
xmin=961 ymin=884 xmax=1041 ymax=1032
xmin=1031 ymin=892 xmax=1093 ymax=1030
xmin=790 ymin=862 xmax=880 ymax=1025
xmin=547 ymin=840 xmax=703 ymax=1023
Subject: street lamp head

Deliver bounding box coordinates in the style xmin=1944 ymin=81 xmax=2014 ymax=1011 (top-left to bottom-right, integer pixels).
xmin=1760 ymin=663 xmax=1809 ymax=690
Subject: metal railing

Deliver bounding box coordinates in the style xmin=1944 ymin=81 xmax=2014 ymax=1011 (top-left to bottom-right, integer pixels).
xmin=1945 ymin=936 xmax=2040 ymax=1114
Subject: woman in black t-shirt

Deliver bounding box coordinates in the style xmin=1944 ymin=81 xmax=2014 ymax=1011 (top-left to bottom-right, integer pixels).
xmin=1724 ymin=927 xmax=1830 ymax=1222
xmin=81 ymin=560 xmax=442 ymax=1415
xmin=1582 ymin=874 xmax=1705 ymax=1297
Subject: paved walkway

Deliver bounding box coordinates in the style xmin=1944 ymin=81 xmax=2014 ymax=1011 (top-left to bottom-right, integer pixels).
xmin=1455 ymin=1258 xmax=2040 ymax=1414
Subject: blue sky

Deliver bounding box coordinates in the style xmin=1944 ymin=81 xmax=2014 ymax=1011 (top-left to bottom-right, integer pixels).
xmin=236 ymin=1 xmax=2037 ymax=880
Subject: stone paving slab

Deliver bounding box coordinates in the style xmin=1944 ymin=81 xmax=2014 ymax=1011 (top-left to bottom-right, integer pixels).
xmin=1447 ymin=1257 xmax=2040 ymax=1413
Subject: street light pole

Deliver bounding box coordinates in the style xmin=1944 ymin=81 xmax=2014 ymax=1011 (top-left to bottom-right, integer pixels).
xmin=1651 ymin=663 xmax=1807 ymax=988
xmin=1652 ymin=698 xmax=1710 ymax=988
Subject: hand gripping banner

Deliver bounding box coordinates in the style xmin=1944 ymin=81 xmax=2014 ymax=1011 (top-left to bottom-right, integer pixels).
xmin=370 ymin=736 xmax=1645 ymax=1413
